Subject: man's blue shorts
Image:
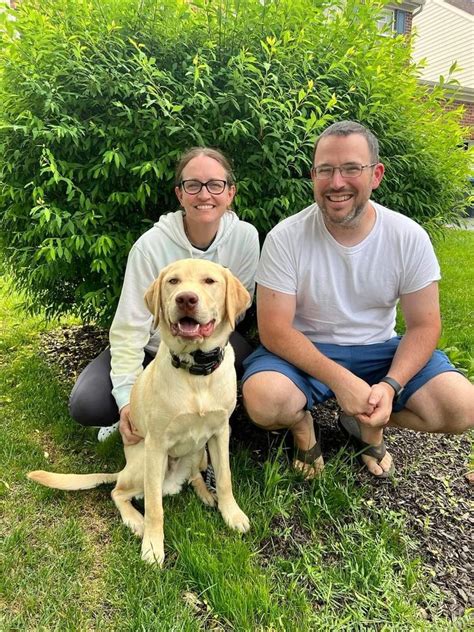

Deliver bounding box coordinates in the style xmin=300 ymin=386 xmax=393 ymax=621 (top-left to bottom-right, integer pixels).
xmin=241 ymin=336 xmax=460 ymax=412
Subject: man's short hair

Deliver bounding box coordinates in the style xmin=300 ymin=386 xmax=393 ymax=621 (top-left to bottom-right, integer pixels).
xmin=313 ymin=121 xmax=380 ymax=164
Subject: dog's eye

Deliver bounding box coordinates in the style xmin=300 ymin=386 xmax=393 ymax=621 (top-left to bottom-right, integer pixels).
xmin=204 ymin=278 xmax=216 ymax=284
xmin=168 ymin=278 xmax=180 ymax=285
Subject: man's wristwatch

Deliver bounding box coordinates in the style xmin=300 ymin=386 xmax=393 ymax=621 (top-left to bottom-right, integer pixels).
xmin=380 ymin=376 xmax=405 ymax=401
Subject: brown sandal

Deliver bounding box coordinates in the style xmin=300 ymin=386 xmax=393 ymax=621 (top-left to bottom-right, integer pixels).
xmin=338 ymin=414 xmax=395 ymax=478
xmin=293 ymin=422 xmax=324 ymax=478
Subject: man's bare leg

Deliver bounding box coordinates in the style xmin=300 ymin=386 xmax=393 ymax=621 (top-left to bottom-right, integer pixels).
xmin=242 ymin=372 xmax=324 ymax=476
xmin=358 ymin=425 xmax=393 ymax=476
xmin=391 ymin=372 xmax=474 ymax=433
xmin=361 ymin=372 xmax=474 ymax=475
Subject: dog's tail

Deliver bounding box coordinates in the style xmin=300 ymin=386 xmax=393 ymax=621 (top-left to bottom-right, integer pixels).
xmin=27 ymin=470 xmax=119 ymax=490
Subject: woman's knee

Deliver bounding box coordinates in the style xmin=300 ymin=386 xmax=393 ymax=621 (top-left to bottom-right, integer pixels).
xmin=69 ymin=382 xmax=118 ymax=427
xmin=68 ymin=349 xmax=118 ymax=426
xmin=68 ymin=390 xmax=96 ymax=426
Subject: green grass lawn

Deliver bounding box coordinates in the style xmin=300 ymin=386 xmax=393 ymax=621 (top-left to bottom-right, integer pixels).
xmin=436 ymin=230 xmax=474 ymax=374
xmin=1 ymin=229 xmax=473 ymax=631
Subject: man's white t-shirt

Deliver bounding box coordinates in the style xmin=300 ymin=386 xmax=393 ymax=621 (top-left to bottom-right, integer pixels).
xmin=256 ymin=202 xmax=441 ymax=345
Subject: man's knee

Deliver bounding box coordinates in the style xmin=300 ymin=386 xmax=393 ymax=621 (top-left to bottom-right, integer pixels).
xmin=435 ymin=374 xmax=474 ymax=433
xmin=242 ymin=377 xmax=278 ymax=427
xmin=405 ymin=372 xmax=474 ymax=434
xmin=445 ymin=396 xmax=474 ymax=433
xmin=242 ymin=372 xmax=306 ymax=429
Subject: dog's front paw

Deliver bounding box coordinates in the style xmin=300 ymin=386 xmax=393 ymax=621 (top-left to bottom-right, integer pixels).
xmin=141 ymin=536 xmax=165 ymax=566
xmin=220 ymin=505 xmax=250 ymax=533
xmin=125 ymin=516 xmax=144 ymax=538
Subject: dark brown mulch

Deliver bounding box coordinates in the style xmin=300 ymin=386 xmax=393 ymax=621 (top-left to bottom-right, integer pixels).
xmin=40 ymin=325 xmax=473 ymax=621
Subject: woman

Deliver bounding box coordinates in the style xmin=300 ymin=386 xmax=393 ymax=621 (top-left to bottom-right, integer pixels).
xmin=69 ymin=147 xmax=259 ymax=444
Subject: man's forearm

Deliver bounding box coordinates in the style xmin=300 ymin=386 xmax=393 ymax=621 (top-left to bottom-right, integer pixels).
xmin=260 ymin=326 xmax=376 ymax=417
xmin=385 ymin=324 xmax=440 ymax=387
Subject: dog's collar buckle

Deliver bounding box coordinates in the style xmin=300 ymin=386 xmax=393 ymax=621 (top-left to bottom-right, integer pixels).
xmin=170 ymin=346 xmax=225 ymax=376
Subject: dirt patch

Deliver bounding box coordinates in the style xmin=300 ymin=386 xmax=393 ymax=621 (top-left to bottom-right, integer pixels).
xmin=42 ymin=325 xmax=109 ymax=383
xmin=40 ymin=325 xmax=473 ymax=620
xmin=231 ymin=398 xmax=473 ymax=621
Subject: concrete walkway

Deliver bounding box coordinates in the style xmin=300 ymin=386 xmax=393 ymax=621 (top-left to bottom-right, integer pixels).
xmin=447 ymin=218 xmax=474 ymax=231
xmin=461 ymin=218 xmax=474 ymax=231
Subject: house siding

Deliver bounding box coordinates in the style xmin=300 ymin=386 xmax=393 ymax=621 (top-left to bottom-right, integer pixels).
xmin=411 ymin=0 xmax=474 ymax=87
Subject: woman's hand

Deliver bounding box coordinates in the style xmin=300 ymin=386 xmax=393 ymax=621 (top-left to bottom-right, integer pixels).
xmin=119 ymin=404 xmax=143 ymax=445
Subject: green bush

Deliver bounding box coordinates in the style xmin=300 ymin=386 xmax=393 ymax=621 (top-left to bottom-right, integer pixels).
xmin=0 ymin=0 xmax=471 ymax=324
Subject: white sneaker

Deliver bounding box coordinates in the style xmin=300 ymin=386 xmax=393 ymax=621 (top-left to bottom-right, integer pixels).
xmin=97 ymin=421 xmax=119 ymax=442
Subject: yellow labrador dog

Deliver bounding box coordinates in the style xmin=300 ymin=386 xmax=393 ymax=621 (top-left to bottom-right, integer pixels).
xmin=29 ymin=259 xmax=251 ymax=565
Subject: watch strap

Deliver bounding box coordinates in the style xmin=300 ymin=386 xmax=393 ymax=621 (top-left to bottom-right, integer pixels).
xmin=380 ymin=376 xmax=404 ymax=399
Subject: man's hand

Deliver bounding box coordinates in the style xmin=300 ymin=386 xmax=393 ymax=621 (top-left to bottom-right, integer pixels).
xmin=357 ymin=382 xmax=395 ymax=427
xmin=119 ymin=404 xmax=143 ymax=445
xmin=333 ymin=374 xmax=375 ymax=419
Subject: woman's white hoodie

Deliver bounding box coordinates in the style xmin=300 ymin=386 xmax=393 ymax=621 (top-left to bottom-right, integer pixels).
xmin=109 ymin=210 xmax=259 ymax=410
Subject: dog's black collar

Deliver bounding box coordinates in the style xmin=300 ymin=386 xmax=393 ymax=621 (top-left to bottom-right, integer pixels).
xmin=170 ymin=346 xmax=225 ymax=376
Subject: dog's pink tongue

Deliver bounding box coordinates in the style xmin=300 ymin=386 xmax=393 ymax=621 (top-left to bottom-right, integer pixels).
xmin=175 ymin=318 xmax=215 ymax=338
xmin=178 ymin=320 xmax=200 ymax=335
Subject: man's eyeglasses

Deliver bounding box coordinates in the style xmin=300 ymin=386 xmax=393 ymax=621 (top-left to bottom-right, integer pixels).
xmin=180 ymin=179 xmax=228 ymax=195
xmin=311 ymin=164 xmax=377 ymax=180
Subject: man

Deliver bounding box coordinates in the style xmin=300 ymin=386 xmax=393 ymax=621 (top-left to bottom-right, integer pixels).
xmin=241 ymin=120 xmax=473 ymax=478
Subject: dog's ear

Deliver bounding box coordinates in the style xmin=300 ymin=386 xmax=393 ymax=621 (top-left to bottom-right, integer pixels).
xmin=225 ymin=269 xmax=251 ymax=329
xmin=144 ymin=274 xmax=163 ymax=329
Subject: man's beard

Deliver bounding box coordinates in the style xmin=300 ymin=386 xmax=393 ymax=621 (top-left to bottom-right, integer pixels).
xmin=319 ymin=198 xmax=367 ymax=230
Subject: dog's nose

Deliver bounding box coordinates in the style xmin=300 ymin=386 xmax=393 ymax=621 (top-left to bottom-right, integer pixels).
xmin=175 ymin=292 xmax=199 ymax=311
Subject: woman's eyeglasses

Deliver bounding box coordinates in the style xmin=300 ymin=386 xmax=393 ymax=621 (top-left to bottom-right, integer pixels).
xmin=180 ymin=179 xmax=228 ymax=195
